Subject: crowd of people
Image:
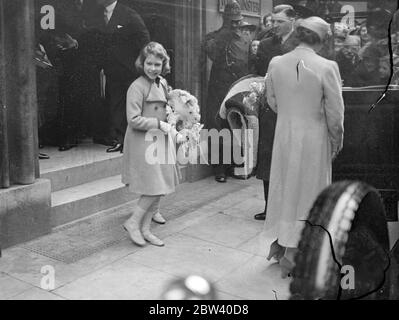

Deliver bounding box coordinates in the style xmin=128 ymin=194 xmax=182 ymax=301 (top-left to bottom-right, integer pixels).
xmin=203 ymin=1 xmax=394 ymax=277
xmin=202 ymin=2 xmax=342 ymax=278
xmin=334 ymin=18 xmax=399 ymax=87
xmin=35 ymin=1 xmax=396 ymax=160
xmin=303 ymin=0 xmax=343 ymax=16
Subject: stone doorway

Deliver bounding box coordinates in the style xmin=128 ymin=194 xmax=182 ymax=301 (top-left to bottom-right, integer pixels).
xmin=123 ymin=0 xmax=177 ymax=87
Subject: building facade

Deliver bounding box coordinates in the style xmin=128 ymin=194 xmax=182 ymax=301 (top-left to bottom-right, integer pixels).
xmin=1 ymin=0 xmax=398 ymax=250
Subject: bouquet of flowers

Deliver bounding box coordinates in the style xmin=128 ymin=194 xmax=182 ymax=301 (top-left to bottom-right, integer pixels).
xmin=242 ymin=80 xmax=265 ymax=113
xmin=166 ymin=89 xmax=204 ymax=156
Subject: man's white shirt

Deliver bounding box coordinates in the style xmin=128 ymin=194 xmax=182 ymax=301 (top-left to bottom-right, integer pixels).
xmin=104 ymin=1 xmax=118 ymax=24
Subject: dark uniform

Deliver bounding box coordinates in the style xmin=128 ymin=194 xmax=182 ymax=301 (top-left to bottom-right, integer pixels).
xmin=203 ymin=1 xmax=249 ymax=179
xmin=204 ymin=27 xmax=249 ymax=129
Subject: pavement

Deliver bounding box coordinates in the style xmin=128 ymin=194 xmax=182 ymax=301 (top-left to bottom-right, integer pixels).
xmin=0 ymin=177 xmax=291 ymax=300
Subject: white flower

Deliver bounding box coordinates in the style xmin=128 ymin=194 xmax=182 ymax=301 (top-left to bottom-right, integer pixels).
xmin=242 ymin=80 xmax=265 ymax=112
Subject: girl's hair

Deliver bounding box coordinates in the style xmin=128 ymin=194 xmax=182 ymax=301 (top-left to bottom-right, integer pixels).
xmin=135 ymin=42 xmax=171 ymax=76
xmin=296 ymin=26 xmax=322 ymax=45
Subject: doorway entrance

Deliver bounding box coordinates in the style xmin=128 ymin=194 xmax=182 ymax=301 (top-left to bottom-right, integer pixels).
xmin=38 ymin=0 xmax=178 ymax=164
xmin=122 ymin=0 xmax=177 ymax=87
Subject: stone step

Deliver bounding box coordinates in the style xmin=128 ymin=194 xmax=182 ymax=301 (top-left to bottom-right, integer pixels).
xmin=51 ymin=175 xmax=138 ymax=227
xmin=40 ymin=145 xmax=123 ymax=192
xmin=43 ymin=156 xmax=123 ymax=192
xmin=39 ymin=144 xmax=209 ymax=230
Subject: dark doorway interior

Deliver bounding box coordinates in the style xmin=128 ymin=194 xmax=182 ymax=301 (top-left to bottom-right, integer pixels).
xmin=121 ymin=0 xmax=177 ymax=87
xmin=34 ymin=0 xmax=177 ymax=149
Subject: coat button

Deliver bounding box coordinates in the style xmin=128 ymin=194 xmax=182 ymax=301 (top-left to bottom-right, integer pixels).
xmin=154 ymin=106 xmax=158 ymax=111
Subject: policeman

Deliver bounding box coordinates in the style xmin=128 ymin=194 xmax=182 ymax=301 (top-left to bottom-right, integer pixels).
xmin=203 ymin=0 xmax=250 ymax=183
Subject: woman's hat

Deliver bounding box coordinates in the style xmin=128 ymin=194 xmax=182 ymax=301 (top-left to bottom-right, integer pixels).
xmin=297 ymin=16 xmax=331 ymax=41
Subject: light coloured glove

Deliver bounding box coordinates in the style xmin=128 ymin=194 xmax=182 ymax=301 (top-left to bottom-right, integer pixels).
xmin=176 ymin=132 xmax=189 ymax=144
xmin=160 ymin=121 xmax=172 ymax=134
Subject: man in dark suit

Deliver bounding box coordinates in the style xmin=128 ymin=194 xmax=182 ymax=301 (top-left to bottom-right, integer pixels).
xmin=90 ymin=0 xmax=150 ymax=153
xmin=254 ymin=5 xmax=299 ymax=221
xmin=38 ymin=0 xmax=105 ymax=151
xmin=255 ymin=6 xmax=299 ymax=76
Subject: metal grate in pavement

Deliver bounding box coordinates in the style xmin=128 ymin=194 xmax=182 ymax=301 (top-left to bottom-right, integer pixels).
xmin=19 ymin=181 xmax=245 ymax=264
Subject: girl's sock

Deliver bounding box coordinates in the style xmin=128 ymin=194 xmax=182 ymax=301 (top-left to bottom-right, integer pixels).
xmin=149 ymin=197 xmax=166 ymax=224
xmin=142 ymin=210 xmax=164 ymax=247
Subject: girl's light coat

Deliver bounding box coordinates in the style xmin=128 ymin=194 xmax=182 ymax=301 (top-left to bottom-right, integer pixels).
xmin=122 ymin=76 xmax=178 ymax=196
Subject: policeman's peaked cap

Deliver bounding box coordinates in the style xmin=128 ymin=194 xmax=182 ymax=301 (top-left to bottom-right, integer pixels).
xmin=223 ymin=0 xmax=244 ymax=21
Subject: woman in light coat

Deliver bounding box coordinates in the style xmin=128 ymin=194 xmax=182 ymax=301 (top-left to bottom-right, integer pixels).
xmin=264 ymin=17 xmax=345 ymax=277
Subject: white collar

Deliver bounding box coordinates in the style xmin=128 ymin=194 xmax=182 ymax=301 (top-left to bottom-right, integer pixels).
xmin=105 ymin=1 xmax=117 ymax=13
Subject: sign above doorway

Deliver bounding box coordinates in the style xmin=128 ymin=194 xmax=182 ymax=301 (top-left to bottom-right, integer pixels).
xmin=218 ymin=0 xmax=261 ymax=18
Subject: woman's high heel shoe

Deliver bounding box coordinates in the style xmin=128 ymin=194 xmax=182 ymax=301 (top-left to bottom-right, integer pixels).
xmin=267 ymin=240 xmax=285 ymax=262
xmin=279 ymin=257 xmax=295 ymax=279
